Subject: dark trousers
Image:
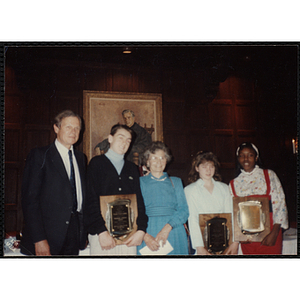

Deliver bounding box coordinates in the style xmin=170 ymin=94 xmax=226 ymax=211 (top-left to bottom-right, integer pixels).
xmin=59 ymin=212 xmax=80 ymax=255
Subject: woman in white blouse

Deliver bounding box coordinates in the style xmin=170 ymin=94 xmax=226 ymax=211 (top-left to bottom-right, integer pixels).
xmin=229 ymin=142 xmax=288 ymax=255
xmin=184 ymin=151 xmax=239 ymax=255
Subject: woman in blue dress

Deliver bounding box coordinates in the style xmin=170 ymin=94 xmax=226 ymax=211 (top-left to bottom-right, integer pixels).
xmin=137 ymin=141 xmax=189 ymax=255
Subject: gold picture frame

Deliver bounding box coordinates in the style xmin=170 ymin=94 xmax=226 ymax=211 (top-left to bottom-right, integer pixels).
xmin=83 ymin=90 xmax=163 ymax=162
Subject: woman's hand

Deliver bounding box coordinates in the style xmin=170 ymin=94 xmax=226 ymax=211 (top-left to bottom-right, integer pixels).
xmin=261 ymin=223 xmax=281 ymax=246
xmin=196 ymin=246 xmax=212 ymax=255
xmin=223 ymin=242 xmax=239 ymax=255
xmin=155 ymin=224 xmax=172 ymax=246
xmin=144 ymin=233 xmax=160 ymax=251
xmin=98 ymin=231 xmax=116 ymax=250
xmin=124 ymin=230 xmax=145 ymax=247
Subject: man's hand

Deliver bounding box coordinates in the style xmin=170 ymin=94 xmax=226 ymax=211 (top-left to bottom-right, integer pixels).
xmin=35 ymin=240 xmax=51 ymax=256
xmin=98 ymin=231 xmax=116 ymax=250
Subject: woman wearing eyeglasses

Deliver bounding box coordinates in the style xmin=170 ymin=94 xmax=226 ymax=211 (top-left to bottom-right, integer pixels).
xmin=137 ymin=141 xmax=189 ymax=255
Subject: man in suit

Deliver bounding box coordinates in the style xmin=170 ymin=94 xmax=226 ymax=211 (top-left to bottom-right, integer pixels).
xmin=20 ymin=110 xmax=87 ymax=256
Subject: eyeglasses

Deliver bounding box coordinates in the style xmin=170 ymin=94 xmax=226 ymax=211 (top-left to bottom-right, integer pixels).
xmin=150 ymin=156 xmax=166 ymax=161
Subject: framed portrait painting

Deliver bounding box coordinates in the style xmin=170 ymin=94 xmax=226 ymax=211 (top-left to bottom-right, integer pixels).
xmin=83 ymin=91 xmax=163 ymax=162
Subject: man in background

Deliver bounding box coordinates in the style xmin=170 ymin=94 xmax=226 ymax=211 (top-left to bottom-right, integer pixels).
xmin=95 ymin=109 xmax=152 ymax=165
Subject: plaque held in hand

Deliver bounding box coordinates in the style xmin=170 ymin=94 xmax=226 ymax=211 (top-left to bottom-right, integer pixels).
xmin=233 ymin=196 xmax=270 ymax=242
xmin=100 ymin=194 xmax=138 ymax=245
xmin=199 ymin=213 xmax=233 ymax=255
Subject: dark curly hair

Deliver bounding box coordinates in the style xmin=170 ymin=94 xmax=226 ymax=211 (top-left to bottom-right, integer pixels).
xmin=235 ymin=142 xmax=263 ymax=175
xmin=187 ymin=151 xmax=222 ymax=183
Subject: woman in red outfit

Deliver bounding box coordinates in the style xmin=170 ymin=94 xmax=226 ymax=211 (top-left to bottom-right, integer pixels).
xmin=229 ymin=142 xmax=288 ymax=255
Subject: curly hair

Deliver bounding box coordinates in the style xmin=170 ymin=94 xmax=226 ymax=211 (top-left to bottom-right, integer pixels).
xmin=187 ymin=151 xmax=222 ymax=183
xmin=141 ymin=141 xmax=172 ymax=166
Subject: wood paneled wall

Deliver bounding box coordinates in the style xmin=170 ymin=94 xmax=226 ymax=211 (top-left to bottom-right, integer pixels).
xmin=4 ymin=47 xmax=297 ymax=235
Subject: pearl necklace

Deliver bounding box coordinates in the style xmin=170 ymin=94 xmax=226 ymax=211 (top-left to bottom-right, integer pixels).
xmin=151 ymin=175 xmax=167 ymax=182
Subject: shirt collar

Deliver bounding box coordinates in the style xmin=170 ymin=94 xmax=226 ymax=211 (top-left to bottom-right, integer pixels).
xmin=241 ymin=165 xmax=259 ymax=176
xmin=150 ymin=172 xmax=168 ymax=181
xmin=55 ymin=139 xmax=73 ymax=156
xmin=105 ymin=148 xmax=124 ymax=161
xmin=196 ymin=177 xmax=216 ymax=186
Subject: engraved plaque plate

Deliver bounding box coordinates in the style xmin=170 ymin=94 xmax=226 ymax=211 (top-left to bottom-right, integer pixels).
xmin=100 ymin=194 xmax=138 ymax=245
xmin=199 ymin=213 xmax=233 ymax=255
xmin=233 ymin=196 xmax=270 ymax=242
xmin=109 ymin=199 xmax=132 ymax=236
xmin=206 ymin=217 xmax=229 ymax=253
xmin=238 ymin=201 xmax=265 ymax=234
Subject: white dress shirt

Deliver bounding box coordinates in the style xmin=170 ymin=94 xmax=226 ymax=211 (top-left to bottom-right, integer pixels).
xmin=55 ymin=139 xmax=83 ymax=212
xmin=184 ymin=178 xmax=233 ymax=249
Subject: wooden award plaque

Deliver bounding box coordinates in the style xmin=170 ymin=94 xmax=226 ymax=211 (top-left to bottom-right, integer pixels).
xmin=233 ymin=196 xmax=270 ymax=242
xmin=100 ymin=194 xmax=138 ymax=245
xmin=199 ymin=213 xmax=233 ymax=254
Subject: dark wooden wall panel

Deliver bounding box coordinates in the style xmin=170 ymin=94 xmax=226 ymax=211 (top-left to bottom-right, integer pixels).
xmin=5 ymin=128 xmax=21 ymax=162
xmin=24 ymin=128 xmax=52 ymax=154
xmin=237 ymin=131 xmax=257 ymax=147
xmin=188 ymin=131 xmax=211 ymax=155
xmin=164 ymin=131 xmax=187 ymax=164
xmin=214 ymin=133 xmax=235 ymax=165
xmin=187 ymin=104 xmax=209 ymax=129
xmin=24 ymin=93 xmax=51 ymax=125
xmin=218 ymin=80 xmax=232 ymax=99
xmin=162 ymin=71 xmax=186 ymax=102
xmin=5 ymin=167 xmax=19 ymax=204
xmin=138 ymin=69 xmax=161 ymax=93
xmin=227 ymin=76 xmax=254 ymax=100
xmin=4 ymin=211 xmax=18 ymax=234
xmin=112 ymin=69 xmax=138 ymax=91
xmin=163 ymin=102 xmax=185 ymax=130
xmin=211 ymin=103 xmax=233 ymax=129
xmin=4 ymin=95 xmax=23 ymax=124
xmin=83 ymin=68 xmax=108 ymax=91
xmin=236 ymin=104 xmax=257 ymax=130
xmin=55 ymin=67 xmax=83 ymax=93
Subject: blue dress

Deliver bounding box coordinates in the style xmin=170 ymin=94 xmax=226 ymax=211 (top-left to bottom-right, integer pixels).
xmin=137 ymin=172 xmax=189 ymax=255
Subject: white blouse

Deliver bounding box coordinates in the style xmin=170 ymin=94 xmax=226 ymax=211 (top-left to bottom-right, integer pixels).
xmin=184 ymin=178 xmax=233 ymax=249
xmin=229 ymin=166 xmax=288 ymax=229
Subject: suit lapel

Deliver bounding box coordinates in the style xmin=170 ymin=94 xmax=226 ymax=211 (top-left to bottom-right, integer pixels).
xmin=49 ymin=143 xmax=70 ymax=183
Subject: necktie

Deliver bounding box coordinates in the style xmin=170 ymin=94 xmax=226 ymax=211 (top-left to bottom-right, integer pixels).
xmin=68 ymin=150 xmax=77 ymax=213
